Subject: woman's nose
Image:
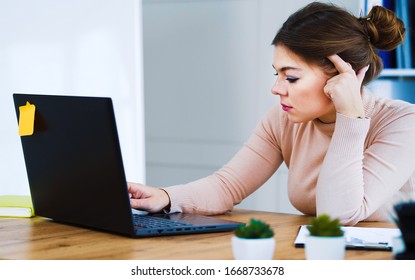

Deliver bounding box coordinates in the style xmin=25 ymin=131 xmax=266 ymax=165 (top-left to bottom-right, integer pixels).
xmin=271 ymin=79 xmax=287 ymax=96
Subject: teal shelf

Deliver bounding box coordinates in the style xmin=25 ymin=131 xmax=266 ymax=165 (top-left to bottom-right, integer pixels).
xmin=379 ymin=69 xmax=415 ymax=78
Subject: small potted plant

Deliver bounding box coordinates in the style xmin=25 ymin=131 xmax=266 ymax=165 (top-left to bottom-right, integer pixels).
xmin=231 ymin=218 xmax=275 ymax=260
xmin=305 ymin=214 xmax=345 ymax=260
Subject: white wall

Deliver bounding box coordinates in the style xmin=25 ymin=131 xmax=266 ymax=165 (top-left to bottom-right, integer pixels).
xmin=143 ymin=0 xmax=360 ymax=214
xmin=0 ymin=0 xmax=145 ymax=195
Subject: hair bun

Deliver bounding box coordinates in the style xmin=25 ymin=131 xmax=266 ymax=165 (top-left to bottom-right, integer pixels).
xmin=361 ymin=5 xmax=406 ymax=51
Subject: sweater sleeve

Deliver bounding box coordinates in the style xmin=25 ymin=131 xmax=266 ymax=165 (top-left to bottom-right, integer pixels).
xmin=163 ymin=107 xmax=284 ymax=215
xmin=316 ymin=109 xmax=415 ymax=225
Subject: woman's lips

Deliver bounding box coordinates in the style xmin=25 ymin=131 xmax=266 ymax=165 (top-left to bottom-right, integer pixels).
xmin=281 ymin=103 xmax=293 ymax=111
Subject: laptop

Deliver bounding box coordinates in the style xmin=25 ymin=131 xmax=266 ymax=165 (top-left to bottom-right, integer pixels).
xmin=13 ymin=93 xmax=244 ymax=237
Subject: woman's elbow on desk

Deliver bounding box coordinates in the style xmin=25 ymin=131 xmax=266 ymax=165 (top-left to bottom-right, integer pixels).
xmin=316 ymin=206 xmax=368 ymax=226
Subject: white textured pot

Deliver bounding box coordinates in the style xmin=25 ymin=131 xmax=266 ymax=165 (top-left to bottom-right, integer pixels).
xmin=231 ymin=236 xmax=276 ymax=260
xmin=305 ymin=235 xmax=345 ymax=260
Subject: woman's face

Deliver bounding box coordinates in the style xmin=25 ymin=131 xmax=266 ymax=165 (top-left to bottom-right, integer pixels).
xmin=271 ymin=45 xmax=336 ymax=123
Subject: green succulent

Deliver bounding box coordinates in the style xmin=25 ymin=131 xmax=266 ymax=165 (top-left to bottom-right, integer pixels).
xmin=307 ymin=214 xmax=344 ymax=237
xmin=235 ymin=218 xmax=274 ymax=239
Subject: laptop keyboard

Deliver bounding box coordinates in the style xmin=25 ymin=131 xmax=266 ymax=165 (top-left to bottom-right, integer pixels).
xmin=133 ymin=214 xmax=192 ymax=229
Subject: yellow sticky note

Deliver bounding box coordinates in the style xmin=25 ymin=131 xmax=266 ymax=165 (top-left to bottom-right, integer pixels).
xmin=18 ymin=101 xmax=36 ymax=136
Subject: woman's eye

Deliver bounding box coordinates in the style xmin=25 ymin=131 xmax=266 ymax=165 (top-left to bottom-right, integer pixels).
xmin=273 ymin=72 xmax=278 ymax=76
xmin=286 ymin=77 xmax=299 ymax=83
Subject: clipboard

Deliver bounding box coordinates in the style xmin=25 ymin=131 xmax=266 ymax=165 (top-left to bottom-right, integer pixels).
xmin=294 ymin=225 xmax=401 ymax=251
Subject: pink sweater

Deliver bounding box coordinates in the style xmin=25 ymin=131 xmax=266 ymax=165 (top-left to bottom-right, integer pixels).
xmin=164 ymin=89 xmax=415 ymax=225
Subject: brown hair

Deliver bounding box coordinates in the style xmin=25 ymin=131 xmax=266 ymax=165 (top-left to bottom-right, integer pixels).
xmin=272 ymin=2 xmax=406 ymax=85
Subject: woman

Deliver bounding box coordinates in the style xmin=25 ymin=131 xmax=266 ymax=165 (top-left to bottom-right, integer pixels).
xmin=128 ymin=2 xmax=415 ymax=225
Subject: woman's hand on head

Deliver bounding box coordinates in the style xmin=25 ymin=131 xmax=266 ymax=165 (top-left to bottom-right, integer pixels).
xmin=128 ymin=182 xmax=171 ymax=213
xmin=324 ymin=54 xmax=369 ymax=119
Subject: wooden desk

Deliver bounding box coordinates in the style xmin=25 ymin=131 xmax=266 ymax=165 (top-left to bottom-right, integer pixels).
xmin=0 ymin=209 xmax=396 ymax=260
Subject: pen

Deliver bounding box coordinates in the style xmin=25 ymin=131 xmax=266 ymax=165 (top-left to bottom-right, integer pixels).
xmin=346 ymin=237 xmax=391 ymax=250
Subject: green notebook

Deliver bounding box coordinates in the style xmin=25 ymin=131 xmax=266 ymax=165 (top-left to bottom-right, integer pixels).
xmin=0 ymin=195 xmax=34 ymax=218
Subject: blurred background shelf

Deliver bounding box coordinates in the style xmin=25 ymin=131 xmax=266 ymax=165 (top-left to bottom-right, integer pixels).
xmin=379 ymin=69 xmax=415 ymax=78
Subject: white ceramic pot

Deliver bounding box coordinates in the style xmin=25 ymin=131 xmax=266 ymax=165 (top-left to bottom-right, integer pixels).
xmin=231 ymin=236 xmax=276 ymax=260
xmin=305 ymin=235 xmax=345 ymax=260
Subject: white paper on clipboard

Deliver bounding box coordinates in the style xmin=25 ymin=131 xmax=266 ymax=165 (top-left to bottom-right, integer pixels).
xmin=294 ymin=225 xmax=401 ymax=250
